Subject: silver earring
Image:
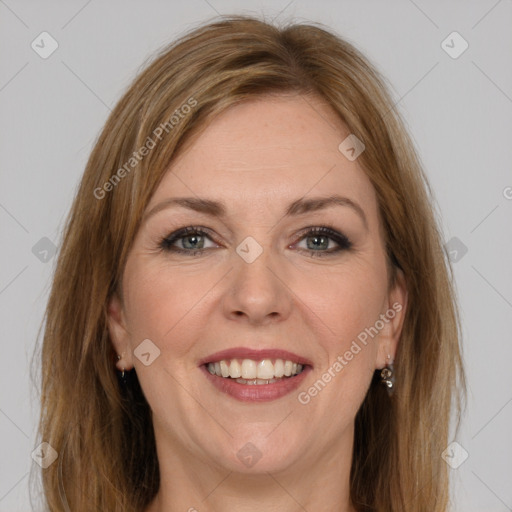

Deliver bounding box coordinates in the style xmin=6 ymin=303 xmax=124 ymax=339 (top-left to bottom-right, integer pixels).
xmin=380 ymin=354 xmax=395 ymax=395
xmin=117 ymin=354 xmax=126 ymax=381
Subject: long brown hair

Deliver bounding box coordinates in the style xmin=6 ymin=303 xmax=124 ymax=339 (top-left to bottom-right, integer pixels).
xmin=33 ymin=15 xmax=465 ymax=511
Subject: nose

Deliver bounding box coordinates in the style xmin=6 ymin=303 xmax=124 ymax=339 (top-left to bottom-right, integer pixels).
xmin=222 ymin=244 xmax=293 ymax=326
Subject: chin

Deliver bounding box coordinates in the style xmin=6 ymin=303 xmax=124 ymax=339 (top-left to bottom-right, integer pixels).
xmin=209 ymin=431 xmax=306 ymax=474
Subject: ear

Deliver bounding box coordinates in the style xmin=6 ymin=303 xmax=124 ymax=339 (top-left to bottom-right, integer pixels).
xmin=375 ymin=267 xmax=408 ymax=369
xmin=107 ymin=293 xmax=134 ymax=370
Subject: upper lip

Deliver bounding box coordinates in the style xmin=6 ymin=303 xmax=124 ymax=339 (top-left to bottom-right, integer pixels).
xmin=199 ymin=347 xmax=313 ymax=367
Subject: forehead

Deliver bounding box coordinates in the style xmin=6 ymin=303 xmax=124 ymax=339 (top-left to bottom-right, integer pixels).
xmin=149 ymin=94 xmax=378 ymax=221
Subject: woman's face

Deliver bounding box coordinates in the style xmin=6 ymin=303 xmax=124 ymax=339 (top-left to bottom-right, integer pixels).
xmin=108 ymin=93 xmax=407 ymax=476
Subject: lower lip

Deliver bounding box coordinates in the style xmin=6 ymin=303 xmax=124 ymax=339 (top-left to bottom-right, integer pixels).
xmin=200 ymin=365 xmax=311 ymax=402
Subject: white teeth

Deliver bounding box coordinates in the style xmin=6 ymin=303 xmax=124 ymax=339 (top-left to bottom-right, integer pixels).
xmin=257 ymin=359 xmax=274 ymax=380
xmin=237 ymin=377 xmax=279 ymax=385
xmin=220 ymin=360 xmax=230 ymax=378
xmin=241 ymin=359 xmax=257 ymax=379
xmin=229 ymin=360 xmax=241 ymax=378
xmin=206 ymin=357 xmax=305 ymax=380
xmin=274 ymin=359 xmax=284 ymax=377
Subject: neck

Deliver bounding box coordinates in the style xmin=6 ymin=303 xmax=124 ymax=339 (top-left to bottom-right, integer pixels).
xmin=145 ymin=424 xmax=356 ymax=512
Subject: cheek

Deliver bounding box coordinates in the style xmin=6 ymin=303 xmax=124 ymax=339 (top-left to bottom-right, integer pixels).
xmin=291 ymin=258 xmax=387 ymax=402
xmin=295 ymin=262 xmax=387 ymax=343
xmin=121 ymin=256 xmax=224 ymax=361
xmin=123 ymin=267 xmax=174 ymax=339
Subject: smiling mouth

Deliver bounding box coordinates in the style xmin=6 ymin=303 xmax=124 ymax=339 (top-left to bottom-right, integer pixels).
xmin=205 ymin=358 xmax=306 ymax=385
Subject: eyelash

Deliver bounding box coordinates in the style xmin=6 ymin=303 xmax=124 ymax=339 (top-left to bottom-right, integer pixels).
xmin=158 ymin=225 xmax=353 ymax=258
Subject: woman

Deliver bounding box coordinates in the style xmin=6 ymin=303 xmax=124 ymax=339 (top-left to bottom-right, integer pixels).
xmin=35 ymin=15 xmax=465 ymax=512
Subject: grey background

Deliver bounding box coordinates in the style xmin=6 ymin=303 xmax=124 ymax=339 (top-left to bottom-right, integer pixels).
xmin=1 ymin=0 xmax=511 ymax=510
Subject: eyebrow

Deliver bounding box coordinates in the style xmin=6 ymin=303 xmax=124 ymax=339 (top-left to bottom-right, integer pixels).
xmin=142 ymin=194 xmax=368 ymax=231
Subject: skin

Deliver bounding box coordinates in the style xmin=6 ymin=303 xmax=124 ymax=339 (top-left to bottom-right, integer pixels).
xmin=107 ymin=92 xmax=408 ymax=512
